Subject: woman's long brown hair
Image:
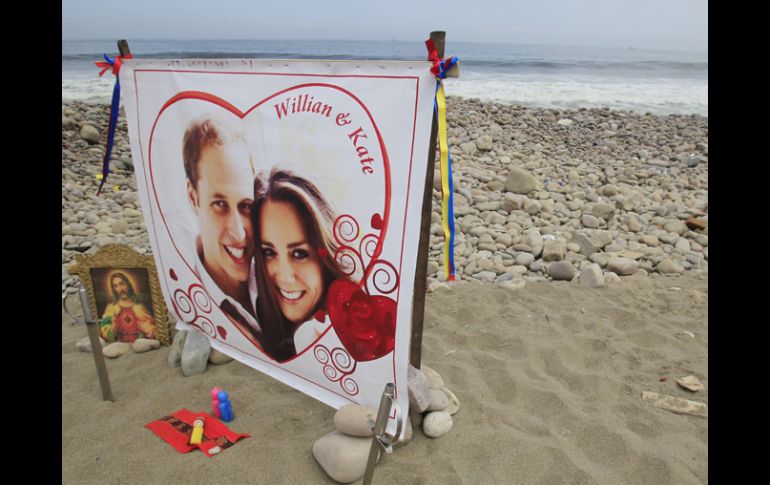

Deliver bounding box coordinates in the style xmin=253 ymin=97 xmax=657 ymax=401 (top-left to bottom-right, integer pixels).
xmin=252 ymin=168 xmax=349 ymax=362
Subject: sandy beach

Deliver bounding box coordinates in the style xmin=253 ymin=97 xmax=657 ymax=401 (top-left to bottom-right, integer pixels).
xmin=63 ymin=270 xmax=707 ymax=484
xmin=62 ymin=97 xmax=708 ymax=483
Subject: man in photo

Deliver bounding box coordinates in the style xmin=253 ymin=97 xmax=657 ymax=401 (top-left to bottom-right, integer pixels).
xmin=183 ymin=114 xmax=262 ymax=342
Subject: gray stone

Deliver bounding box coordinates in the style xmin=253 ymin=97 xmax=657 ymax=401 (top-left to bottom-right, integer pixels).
xmin=657 ymin=258 xmax=684 ymax=274
xmin=168 ymin=330 xmax=188 ymax=367
xmin=408 ymin=364 xmax=431 ymax=413
xmin=80 ymin=124 xmax=100 ymax=144
xmin=427 ymin=389 xmax=450 ymax=411
xmin=423 ymin=411 xmax=453 ymax=438
xmin=590 ymin=230 xmax=613 ymax=249
xmin=475 ymin=271 xmax=497 ymax=281
xmin=542 ymin=240 xmax=566 ymax=262
xmin=181 ymin=330 xmax=211 ymax=376
xmin=607 ymin=257 xmax=639 ymax=276
xmin=687 ymin=155 xmax=705 ymax=167
xmin=504 ymin=168 xmax=537 ymax=194
xmin=476 ymin=135 xmax=493 ymax=151
xmin=665 ymin=221 xmax=689 ymax=235
xmin=548 ymin=261 xmax=577 ymax=281
xmin=502 ymin=193 xmax=526 ymax=211
xmin=557 ymin=118 xmax=573 ymax=126
xmin=624 ymin=215 xmax=642 ymax=232
xmin=132 ymin=338 xmax=160 ymax=353
xmin=580 ymin=263 xmax=605 ymax=288
xmin=675 ymin=238 xmax=691 ymax=253
xmin=334 ymin=404 xmax=377 ymax=437
xmin=581 ymin=214 xmax=600 ymax=229
xmin=112 ymin=219 xmax=130 ymax=234
xmin=426 ymin=261 xmax=440 ymax=275
xmin=570 ymin=232 xmax=598 ymax=257
xmin=313 ymin=430 xmax=377 ymax=483
xmin=591 ymin=203 xmax=615 ymax=221
xmin=459 ymin=141 xmax=477 ymax=156
xmin=640 ymin=234 xmax=660 ymax=247
xmin=523 ymin=199 xmax=542 ymax=215
xmin=103 ymin=342 xmax=131 ymax=358
xmin=208 ymin=348 xmax=234 ymax=365
xmin=604 ymin=272 xmax=622 ymax=284
xmin=516 ymin=252 xmax=535 ymax=267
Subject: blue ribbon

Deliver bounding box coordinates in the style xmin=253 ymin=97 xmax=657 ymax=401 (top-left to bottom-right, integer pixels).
xmin=95 ymin=54 xmax=123 ymax=195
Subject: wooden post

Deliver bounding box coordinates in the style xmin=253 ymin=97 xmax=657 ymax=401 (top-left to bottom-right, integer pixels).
xmin=409 ymin=31 xmax=445 ymax=369
xmin=118 ymin=39 xmax=131 ymax=57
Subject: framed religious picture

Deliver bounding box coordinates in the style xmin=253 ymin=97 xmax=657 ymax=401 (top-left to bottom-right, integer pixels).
xmin=75 ymin=244 xmax=171 ymax=345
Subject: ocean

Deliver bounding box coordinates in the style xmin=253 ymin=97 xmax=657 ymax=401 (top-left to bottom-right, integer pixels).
xmin=62 ymin=39 xmax=707 ymax=116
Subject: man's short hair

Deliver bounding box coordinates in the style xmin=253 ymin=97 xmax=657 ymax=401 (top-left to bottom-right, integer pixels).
xmin=182 ymin=114 xmax=251 ymax=189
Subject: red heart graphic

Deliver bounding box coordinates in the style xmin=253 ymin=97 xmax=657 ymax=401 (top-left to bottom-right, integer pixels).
xmin=148 ymin=86 xmax=393 ymax=356
xmin=326 ymin=279 xmax=396 ymax=362
xmin=370 ymin=213 xmax=384 ymax=230
xmin=169 ymin=268 xmax=178 ymax=281
xmin=314 ymin=309 xmax=326 ymax=323
xmin=217 ymin=326 xmax=228 ymax=339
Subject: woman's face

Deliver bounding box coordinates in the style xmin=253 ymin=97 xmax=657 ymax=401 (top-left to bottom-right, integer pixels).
xmin=259 ymin=199 xmax=324 ymax=324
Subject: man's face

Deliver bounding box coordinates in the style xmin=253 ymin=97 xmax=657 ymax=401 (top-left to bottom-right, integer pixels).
xmin=188 ymin=141 xmax=254 ymax=292
xmin=112 ymin=277 xmax=129 ymax=300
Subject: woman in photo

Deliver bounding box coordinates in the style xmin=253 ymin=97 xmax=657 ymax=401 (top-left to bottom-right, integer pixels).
xmin=251 ymin=168 xmax=350 ymax=362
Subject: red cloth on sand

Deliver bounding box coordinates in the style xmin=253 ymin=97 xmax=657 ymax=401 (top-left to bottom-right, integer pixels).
xmin=145 ymin=409 xmax=249 ymax=457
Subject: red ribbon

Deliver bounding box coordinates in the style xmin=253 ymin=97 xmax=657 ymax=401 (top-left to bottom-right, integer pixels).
xmin=425 ymin=39 xmax=442 ymax=76
xmin=95 ymin=53 xmax=133 ymax=77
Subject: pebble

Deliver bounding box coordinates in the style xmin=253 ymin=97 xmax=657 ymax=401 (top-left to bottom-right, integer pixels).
xmin=312 ymin=430 xmax=376 ymax=483
xmin=103 ymin=342 xmax=131 ymax=358
xmin=208 ymin=348 xmax=234 ymax=365
xmin=168 ymin=330 xmax=188 ymax=368
xmin=422 ymin=411 xmax=453 ymax=438
xmin=333 ymin=404 xmax=377 ymax=437
xmin=407 ymin=364 xmax=431 ymax=413
xmin=180 ymin=330 xmax=210 ymax=376
xmin=421 ymin=364 xmax=445 ymax=390
xmin=607 ymin=257 xmax=639 ymax=276
xmin=548 ymin=261 xmax=577 ymax=281
xmin=427 ymin=389 xmax=450 ymax=411
xmin=76 ymin=336 xmax=106 ymax=352
xmin=580 ymin=263 xmax=605 ymax=288
xmin=133 ymin=338 xmax=161 ymax=353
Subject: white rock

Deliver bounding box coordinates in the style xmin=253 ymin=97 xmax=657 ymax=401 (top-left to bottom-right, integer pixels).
xmin=677 ymin=375 xmax=705 ymax=392
xmin=168 ymin=330 xmax=188 ymax=367
xmin=421 ymin=364 xmax=445 ymax=390
xmin=580 ymin=263 xmax=605 ymax=288
xmin=132 ymin=338 xmax=160 ymax=353
xmin=408 ymin=364 xmax=432 ymax=413
xmin=423 ymin=411 xmax=453 ymax=438
xmin=333 ymin=404 xmax=377 ymax=437
xmin=427 ymin=389 xmax=450 ymax=411
xmin=102 ymin=342 xmax=131 ymax=358
xmin=312 ymin=430 xmax=377 ymax=483
xmin=607 ymin=257 xmax=639 ymax=276
xmin=76 ymin=336 xmax=106 ymax=353
xmin=442 ymin=387 xmax=460 ymax=415
xmin=604 ymin=272 xmax=622 ymax=283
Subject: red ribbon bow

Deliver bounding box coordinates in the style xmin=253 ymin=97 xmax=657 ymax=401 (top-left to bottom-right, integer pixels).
xmin=425 ymin=39 xmax=442 ymax=76
xmin=95 ymin=53 xmax=133 ymax=77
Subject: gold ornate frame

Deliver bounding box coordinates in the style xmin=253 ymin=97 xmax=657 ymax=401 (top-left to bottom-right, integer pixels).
xmin=75 ymin=244 xmax=170 ymax=345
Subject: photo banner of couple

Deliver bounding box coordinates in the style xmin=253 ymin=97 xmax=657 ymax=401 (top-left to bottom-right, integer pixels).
xmin=119 ymin=56 xmax=438 ymax=437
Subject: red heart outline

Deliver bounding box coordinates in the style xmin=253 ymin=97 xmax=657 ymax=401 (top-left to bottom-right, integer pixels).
xmin=147 ymin=84 xmax=392 ymax=358
xmin=326 ymin=279 xmax=397 ymax=362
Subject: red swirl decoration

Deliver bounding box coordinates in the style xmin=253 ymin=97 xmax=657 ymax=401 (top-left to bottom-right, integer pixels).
xmin=313 ymin=344 xmax=359 ymax=396
xmin=172 ymin=282 xmax=217 ymax=337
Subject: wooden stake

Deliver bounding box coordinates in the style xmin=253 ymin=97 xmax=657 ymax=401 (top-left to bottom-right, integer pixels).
xmin=118 ymin=39 xmax=131 ymax=57
xmin=409 ymin=31 xmax=445 ymax=369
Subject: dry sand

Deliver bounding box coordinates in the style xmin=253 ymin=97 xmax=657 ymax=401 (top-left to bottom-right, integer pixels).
xmin=62 ymin=271 xmax=707 ymax=484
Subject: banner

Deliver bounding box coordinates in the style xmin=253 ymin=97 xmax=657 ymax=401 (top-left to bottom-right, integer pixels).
xmin=120 ymin=58 xmax=436 ymax=433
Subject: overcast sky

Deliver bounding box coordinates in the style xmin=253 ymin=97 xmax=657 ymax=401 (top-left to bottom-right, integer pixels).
xmin=62 ymin=0 xmax=708 ymax=53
